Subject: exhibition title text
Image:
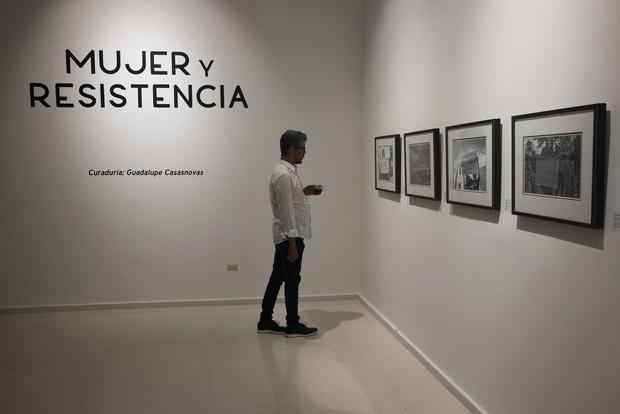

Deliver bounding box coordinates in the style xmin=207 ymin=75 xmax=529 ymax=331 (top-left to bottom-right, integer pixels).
xmin=29 ymin=49 xmax=249 ymax=109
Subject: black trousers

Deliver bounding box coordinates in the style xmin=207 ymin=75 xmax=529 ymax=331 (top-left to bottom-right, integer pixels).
xmin=260 ymin=238 xmax=305 ymax=326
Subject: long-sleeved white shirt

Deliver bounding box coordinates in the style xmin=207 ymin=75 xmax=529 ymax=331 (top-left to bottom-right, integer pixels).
xmin=270 ymin=159 xmax=311 ymax=244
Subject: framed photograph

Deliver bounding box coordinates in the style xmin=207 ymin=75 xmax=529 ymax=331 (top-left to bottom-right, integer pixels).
xmin=404 ymin=128 xmax=441 ymax=200
xmin=445 ymin=119 xmax=501 ymax=209
xmin=512 ymin=103 xmax=606 ymax=228
xmin=374 ymin=134 xmax=401 ymax=193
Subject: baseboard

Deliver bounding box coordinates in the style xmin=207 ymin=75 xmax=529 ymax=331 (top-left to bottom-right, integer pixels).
xmin=357 ymin=294 xmax=487 ymax=414
xmin=0 ymin=293 xmax=358 ymax=314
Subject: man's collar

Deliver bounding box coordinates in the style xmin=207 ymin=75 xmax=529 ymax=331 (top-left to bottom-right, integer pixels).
xmin=279 ymin=159 xmax=297 ymax=172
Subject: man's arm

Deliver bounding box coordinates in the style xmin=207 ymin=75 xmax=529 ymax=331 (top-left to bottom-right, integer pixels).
xmin=273 ymin=175 xmax=299 ymax=262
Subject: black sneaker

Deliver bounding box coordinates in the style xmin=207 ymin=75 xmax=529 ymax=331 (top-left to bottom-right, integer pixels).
xmin=285 ymin=322 xmax=318 ymax=338
xmin=257 ymin=319 xmax=286 ymax=335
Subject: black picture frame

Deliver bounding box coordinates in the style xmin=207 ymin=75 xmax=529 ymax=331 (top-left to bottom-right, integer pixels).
xmin=511 ymin=103 xmax=607 ymax=228
xmin=374 ymin=134 xmax=401 ymax=193
xmin=404 ymin=128 xmax=441 ymax=200
xmin=445 ymin=119 xmax=501 ymax=210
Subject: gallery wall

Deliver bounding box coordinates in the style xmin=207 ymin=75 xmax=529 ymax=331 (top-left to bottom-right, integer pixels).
xmin=0 ymin=0 xmax=364 ymax=307
xmin=361 ymin=1 xmax=620 ymax=413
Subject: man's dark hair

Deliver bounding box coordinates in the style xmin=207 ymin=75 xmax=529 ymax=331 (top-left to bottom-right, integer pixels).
xmin=280 ymin=130 xmax=307 ymax=155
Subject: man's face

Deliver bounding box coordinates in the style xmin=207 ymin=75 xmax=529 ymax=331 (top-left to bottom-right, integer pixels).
xmin=292 ymin=145 xmax=306 ymax=164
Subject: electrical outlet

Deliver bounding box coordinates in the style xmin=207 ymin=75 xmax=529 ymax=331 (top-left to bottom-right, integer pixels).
xmin=613 ymin=213 xmax=620 ymax=232
xmin=227 ymin=264 xmax=239 ymax=271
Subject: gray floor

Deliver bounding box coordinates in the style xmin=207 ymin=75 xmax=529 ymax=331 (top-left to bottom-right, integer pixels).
xmin=0 ymin=299 xmax=469 ymax=414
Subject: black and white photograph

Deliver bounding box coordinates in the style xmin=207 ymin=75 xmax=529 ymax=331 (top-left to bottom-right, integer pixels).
xmin=446 ymin=119 xmax=501 ymax=209
xmin=378 ymin=144 xmax=395 ymax=182
xmin=512 ymin=104 xmax=606 ymax=228
xmin=452 ymin=136 xmax=486 ymax=192
xmin=409 ymin=143 xmax=431 ymax=185
xmin=404 ymin=128 xmax=441 ymax=200
xmin=374 ymin=134 xmax=401 ymax=193
xmin=523 ymin=133 xmax=581 ymax=199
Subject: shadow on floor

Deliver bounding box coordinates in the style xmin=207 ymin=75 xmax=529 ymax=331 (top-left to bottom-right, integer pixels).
xmin=299 ymin=309 xmax=363 ymax=339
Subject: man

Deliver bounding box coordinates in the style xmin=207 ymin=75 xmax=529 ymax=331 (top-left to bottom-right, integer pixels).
xmin=257 ymin=130 xmax=323 ymax=338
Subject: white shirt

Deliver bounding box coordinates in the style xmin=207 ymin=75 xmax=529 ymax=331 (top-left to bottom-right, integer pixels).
xmin=270 ymin=159 xmax=311 ymax=244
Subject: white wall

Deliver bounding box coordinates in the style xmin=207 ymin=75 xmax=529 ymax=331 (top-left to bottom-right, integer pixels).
xmin=362 ymin=1 xmax=620 ymax=413
xmin=0 ymin=0 xmax=364 ymax=307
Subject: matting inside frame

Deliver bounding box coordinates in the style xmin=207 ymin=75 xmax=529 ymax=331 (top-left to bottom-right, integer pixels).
xmin=514 ymin=110 xmax=594 ymax=223
xmin=447 ymin=123 xmax=494 ymax=207
xmin=406 ymin=132 xmax=435 ymax=198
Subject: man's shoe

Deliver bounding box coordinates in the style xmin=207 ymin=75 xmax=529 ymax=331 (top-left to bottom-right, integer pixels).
xmin=285 ymin=323 xmax=318 ymax=338
xmin=257 ymin=319 xmax=286 ymax=335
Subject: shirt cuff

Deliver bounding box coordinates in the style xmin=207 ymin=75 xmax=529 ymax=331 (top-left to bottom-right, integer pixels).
xmin=285 ymin=229 xmax=300 ymax=238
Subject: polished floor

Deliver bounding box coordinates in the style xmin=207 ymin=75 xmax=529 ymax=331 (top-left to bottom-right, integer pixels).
xmin=0 ymin=299 xmax=470 ymax=414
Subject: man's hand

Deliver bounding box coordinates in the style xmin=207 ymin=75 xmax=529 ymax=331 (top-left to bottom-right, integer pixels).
xmin=303 ymin=185 xmax=324 ymax=196
xmin=287 ymin=249 xmax=298 ymax=263
xmin=287 ymin=238 xmax=299 ymax=263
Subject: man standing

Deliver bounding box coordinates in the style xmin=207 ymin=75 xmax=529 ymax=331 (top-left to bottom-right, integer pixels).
xmin=258 ymin=130 xmax=323 ymax=337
